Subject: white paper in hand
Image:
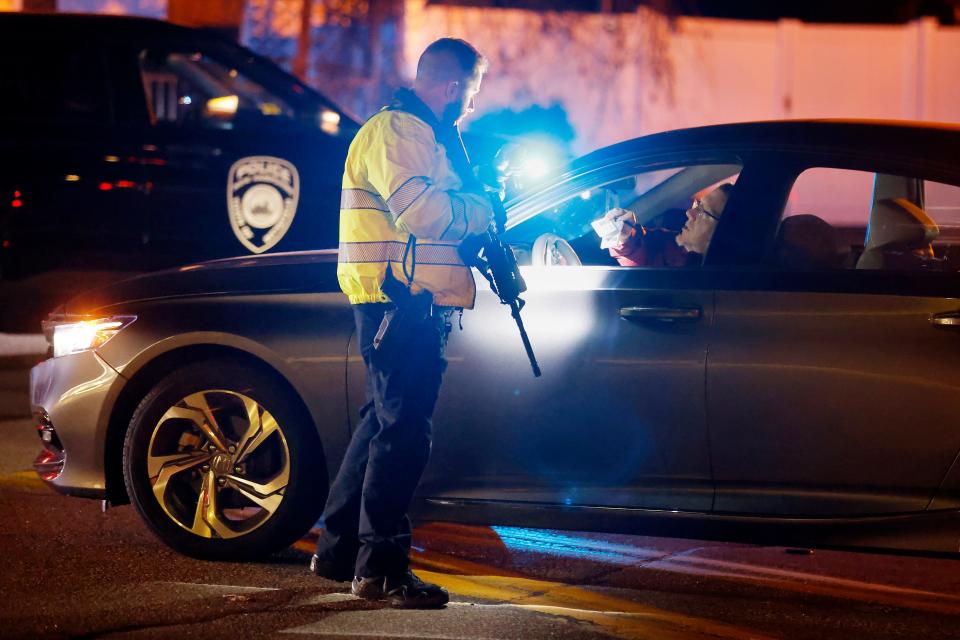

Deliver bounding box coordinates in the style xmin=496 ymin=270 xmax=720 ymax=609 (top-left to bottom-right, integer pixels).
xmin=592 ymin=208 xmax=635 ymax=249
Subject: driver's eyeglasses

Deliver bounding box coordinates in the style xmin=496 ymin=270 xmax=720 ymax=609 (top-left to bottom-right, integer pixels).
xmin=690 ymin=199 xmax=720 ymax=222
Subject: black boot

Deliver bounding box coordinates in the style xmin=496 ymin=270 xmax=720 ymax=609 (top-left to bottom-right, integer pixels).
xmin=309 ymin=554 xmax=354 ymax=582
xmin=351 ymin=570 xmax=449 ymax=609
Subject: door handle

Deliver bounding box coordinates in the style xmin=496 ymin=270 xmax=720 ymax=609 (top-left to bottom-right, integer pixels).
xmin=620 ymin=306 xmax=702 ymax=323
xmin=929 ymin=311 xmax=960 ymax=328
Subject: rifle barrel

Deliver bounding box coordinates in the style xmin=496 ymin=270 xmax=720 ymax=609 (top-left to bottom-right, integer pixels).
xmin=511 ymin=301 xmax=542 ymax=377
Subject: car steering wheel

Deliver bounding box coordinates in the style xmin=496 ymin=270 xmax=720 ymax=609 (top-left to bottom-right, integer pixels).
xmin=531 ymin=233 xmax=583 ymax=267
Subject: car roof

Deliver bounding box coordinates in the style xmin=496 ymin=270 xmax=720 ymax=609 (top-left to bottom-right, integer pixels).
xmin=506 ymin=119 xmax=960 ymax=227
xmin=573 ymin=119 xmax=960 ymax=171
xmin=0 ymin=12 xmax=200 ymax=42
xmin=1 ymin=12 xmax=362 ymax=126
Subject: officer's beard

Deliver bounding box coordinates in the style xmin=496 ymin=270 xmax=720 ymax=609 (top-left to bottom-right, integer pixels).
xmin=440 ymin=100 xmax=465 ymax=130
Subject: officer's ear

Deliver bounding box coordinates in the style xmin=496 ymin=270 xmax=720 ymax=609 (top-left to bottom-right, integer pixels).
xmin=444 ymin=80 xmax=460 ymax=101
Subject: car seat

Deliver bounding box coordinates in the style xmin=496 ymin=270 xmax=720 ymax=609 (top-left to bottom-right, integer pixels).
xmin=773 ymin=214 xmax=844 ymax=269
xmin=856 ymin=174 xmax=938 ymax=270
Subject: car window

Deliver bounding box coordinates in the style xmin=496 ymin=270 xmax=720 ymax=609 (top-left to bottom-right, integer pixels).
xmin=510 ymin=162 xmax=741 ymax=268
xmin=773 ymin=167 xmax=960 ymax=272
xmin=139 ymin=50 xmax=296 ymax=129
xmin=0 ymin=45 xmax=111 ymax=124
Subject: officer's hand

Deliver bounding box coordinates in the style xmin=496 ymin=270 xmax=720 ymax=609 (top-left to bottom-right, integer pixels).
xmin=464 ymin=194 xmax=495 ymax=235
xmin=474 ymin=164 xmax=507 ymax=199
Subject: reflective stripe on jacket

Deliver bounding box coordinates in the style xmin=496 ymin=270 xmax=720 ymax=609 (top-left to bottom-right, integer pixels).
xmin=337 ymin=109 xmax=492 ymax=308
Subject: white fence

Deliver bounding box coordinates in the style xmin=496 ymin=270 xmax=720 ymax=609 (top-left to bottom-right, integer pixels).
xmin=403 ymin=2 xmax=960 ymax=154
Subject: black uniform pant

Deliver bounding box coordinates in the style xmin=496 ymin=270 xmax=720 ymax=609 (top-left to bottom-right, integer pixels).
xmin=314 ymin=303 xmax=449 ymax=579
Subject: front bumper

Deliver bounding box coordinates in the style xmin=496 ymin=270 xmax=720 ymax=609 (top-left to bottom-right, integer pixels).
xmin=29 ymin=350 xmax=121 ymax=498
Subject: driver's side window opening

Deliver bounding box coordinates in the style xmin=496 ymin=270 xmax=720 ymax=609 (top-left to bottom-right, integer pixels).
xmin=773 ymin=167 xmax=960 ymax=272
xmin=511 ymin=162 xmax=742 ymax=268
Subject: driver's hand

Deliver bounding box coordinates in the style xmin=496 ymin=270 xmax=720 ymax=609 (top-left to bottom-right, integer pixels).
xmin=593 ymin=208 xmax=637 ymax=250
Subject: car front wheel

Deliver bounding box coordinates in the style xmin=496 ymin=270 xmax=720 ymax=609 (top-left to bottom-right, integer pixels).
xmin=123 ymin=359 xmax=326 ymax=560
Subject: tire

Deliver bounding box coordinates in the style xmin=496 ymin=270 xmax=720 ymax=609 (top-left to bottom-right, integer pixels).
xmin=123 ymin=358 xmax=326 ymax=560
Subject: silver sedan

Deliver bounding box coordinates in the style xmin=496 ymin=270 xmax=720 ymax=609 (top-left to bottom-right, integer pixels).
xmin=29 ymin=120 xmax=960 ymax=559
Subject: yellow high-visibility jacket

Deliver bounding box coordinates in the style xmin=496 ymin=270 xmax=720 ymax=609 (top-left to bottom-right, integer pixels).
xmin=337 ymin=109 xmax=493 ymax=308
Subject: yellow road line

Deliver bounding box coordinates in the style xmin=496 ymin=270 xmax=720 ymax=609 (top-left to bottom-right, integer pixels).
xmin=414 ymin=567 xmax=773 ymax=640
xmin=647 ymin=557 xmax=960 ymax=615
xmin=292 ymin=539 xmax=317 ymax=555
xmin=295 ymin=534 xmax=768 ymax=638
xmin=297 ymin=523 xmax=960 ymax=636
xmin=0 ymin=470 xmax=47 ymax=490
xmin=415 ymin=524 xmax=960 ymax=615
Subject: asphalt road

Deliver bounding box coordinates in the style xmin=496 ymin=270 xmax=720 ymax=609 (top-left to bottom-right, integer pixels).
xmin=2 ymin=363 xmax=960 ymax=640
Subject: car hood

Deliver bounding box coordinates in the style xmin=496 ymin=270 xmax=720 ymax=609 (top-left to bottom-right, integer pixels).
xmin=55 ymin=250 xmax=342 ymax=317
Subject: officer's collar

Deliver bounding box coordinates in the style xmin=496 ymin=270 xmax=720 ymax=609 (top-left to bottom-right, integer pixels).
xmin=385 ymin=88 xmax=442 ymax=130
xmin=385 ymin=88 xmax=479 ymax=191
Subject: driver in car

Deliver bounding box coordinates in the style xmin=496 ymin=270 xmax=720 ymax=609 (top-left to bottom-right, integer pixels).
xmin=599 ymin=183 xmax=732 ymax=267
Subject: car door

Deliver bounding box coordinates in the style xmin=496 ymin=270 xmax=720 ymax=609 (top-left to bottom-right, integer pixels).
xmin=708 ymin=160 xmax=960 ymax=516
xmin=125 ymin=42 xmax=350 ymax=268
xmin=408 ymin=161 xmax=742 ymax=512
xmin=419 ymin=270 xmax=715 ymax=512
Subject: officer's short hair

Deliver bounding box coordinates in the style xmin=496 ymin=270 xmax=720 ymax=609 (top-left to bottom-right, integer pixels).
xmin=416 ymin=38 xmax=488 ymax=84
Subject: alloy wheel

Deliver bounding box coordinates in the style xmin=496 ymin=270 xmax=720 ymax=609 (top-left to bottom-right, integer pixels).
xmin=146 ymin=390 xmax=290 ymax=539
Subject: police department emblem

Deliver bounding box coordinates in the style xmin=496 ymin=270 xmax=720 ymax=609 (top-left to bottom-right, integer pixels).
xmin=227 ymin=156 xmax=300 ymax=254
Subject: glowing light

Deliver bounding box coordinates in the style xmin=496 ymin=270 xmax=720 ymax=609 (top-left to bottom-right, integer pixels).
xmin=499 ymin=139 xmax=566 ymax=190
xmin=65 ymin=175 xmax=80 ymax=182
xmin=1 ymin=240 xmax=9 ymax=249
xmin=103 ymin=155 xmax=120 ymax=163
xmin=206 ymin=95 xmax=239 ymax=117
xmin=521 ymin=266 xmax=609 ymax=291
xmin=579 ymin=190 xmax=591 ymax=200
xmin=116 ymin=180 xmax=136 ymax=189
xmin=466 ymin=266 xmax=605 ymax=353
xmin=98 ymin=182 xmax=113 ymax=191
xmin=518 ymin=295 xmax=595 ymax=346
xmin=523 ymin=155 xmax=551 ymax=180
xmin=50 ymin=316 xmax=136 ymax=358
xmin=320 ymin=109 xmax=341 ymax=135
xmin=491 ymin=527 xmax=662 ymax=565
xmin=10 ymin=200 xmax=22 ymax=208
xmin=14 ymin=190 xmax=21 ymax=197
xmin=259 ymin=102 xmax=282 ymax=116
xmin=179 ymin=95 xmax=192 ymax=105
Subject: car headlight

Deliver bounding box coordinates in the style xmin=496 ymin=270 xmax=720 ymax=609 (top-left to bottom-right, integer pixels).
xmin=44 ymin=316 xmax=137 ymax=358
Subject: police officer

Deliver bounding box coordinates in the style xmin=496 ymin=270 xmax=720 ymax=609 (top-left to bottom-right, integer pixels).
xmin=309 ymin=39 xmax=494 ymax=609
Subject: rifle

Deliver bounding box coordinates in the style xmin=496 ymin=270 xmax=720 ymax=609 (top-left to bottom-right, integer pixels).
xmin=460 ymin=193 xmax=542 ymax=378
xmin=410 ymin=112 xmax=539 ymax=377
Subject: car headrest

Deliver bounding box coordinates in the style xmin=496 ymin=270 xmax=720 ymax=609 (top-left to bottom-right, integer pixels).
xmin=863 ymin=197 xmax=938 ymax=251
xmin=872 ymin=173 xmax=922 ymax=204
xmin=773 ymin=214 xmax=842 ymax=269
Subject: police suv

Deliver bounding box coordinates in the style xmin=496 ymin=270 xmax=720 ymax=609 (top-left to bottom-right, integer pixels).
xmin=0 ymin=13 xmax=358 ymax=281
